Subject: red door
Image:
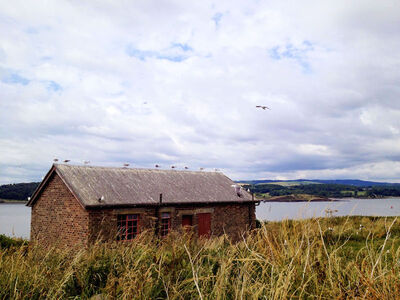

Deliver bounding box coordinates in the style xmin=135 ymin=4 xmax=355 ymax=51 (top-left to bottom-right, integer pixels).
xmin=197 ymin=213 xmax=211 ymax=237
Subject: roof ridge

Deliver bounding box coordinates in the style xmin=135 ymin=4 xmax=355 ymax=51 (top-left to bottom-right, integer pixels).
xmin=54 ymin=163 xmax=222 ymax=174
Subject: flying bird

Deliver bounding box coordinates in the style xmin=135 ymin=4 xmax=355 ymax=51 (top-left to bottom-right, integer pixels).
xmin=63 ymin=160 xmax=70 ymax=163
xmin=256 ymin=105 xmax=270 ymax=110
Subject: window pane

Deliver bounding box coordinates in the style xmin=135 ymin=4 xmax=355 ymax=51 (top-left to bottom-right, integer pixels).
xmin=161 ymin=214 xmax=170 ymax=236
xmin=127 ymin=214 xmax=138 ymax=220
xmin=117 ymin=214 xmax=140 ymax=240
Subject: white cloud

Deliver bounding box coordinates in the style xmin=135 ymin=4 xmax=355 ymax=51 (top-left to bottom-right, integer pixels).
xmin=1 ymin=0 xmax=400 ymax=183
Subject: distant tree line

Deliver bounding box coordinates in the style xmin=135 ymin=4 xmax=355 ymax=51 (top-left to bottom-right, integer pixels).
xmin=243 ymin=183 xmax=400 ymax=198
xmin=365 ymin=186 xmax=400 ymax=197
xmin=0 ymin=182 xmax=40 ymax=201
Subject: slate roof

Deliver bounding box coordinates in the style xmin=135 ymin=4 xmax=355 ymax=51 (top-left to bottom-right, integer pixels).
xmin=27 ymin=164 xmax=255 ymax=208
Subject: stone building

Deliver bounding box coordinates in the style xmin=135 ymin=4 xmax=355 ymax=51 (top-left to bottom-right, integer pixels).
xmin=27 ymin=164 xmax=258 ymax=247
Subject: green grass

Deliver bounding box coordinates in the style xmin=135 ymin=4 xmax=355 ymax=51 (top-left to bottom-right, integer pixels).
xmin=0 ymin=235 xmax=27 ymax=249
xmin=255 ymin=192 xmax=270 ymax=198
xmin=1 ymin=216 xmax=400 ymax=299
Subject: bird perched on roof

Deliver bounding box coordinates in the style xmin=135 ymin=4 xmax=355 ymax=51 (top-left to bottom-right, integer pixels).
xmin=199 ymin=167 xmax=204 ymax=171
xmin=53 ymin=158 xmax=59 ymax=162
xmin=155 ymin=164 xmax=160 ymax=168
xmin=171 ymin=165 xmax=176 ymax=169
xmin=184 ymin=166 xmax=189 ymax=169
xmin=256 ymin=105 xmax=270 ymax=110
xmin=63 ymin=160 xmax=70 ymax=163
xmin=83 ymin=160 xmax=90 ymax=165
xmin=231 ymin=184 xmax=242 ymax=197
xmin=123 ymin=163 xmax=130 ymax=167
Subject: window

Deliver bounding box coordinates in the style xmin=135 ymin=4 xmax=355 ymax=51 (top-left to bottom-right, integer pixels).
xmin=117 ymin=214 xmax=139 ymax=240
xmin=160 ymin=212 xmax=171 ymax=236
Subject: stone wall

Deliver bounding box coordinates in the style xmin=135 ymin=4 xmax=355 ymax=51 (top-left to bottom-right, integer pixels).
xmin=88 ymin=202 xmax=256 ymax=243
xmin=88 ymin=207 xmax=156 ymax=243
xmin=30 ymin=173 xmax=89 ymax=248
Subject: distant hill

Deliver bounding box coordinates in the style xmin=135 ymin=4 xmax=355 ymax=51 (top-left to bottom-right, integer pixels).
xmin=0 ymin=182 xmax=40 ymax=201
xmin=237 ymin=179 xmax=400 ymax=187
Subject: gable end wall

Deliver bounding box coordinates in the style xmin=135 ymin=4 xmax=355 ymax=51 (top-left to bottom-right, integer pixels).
xmin=30 ymin=173 xmax=89 ymax=247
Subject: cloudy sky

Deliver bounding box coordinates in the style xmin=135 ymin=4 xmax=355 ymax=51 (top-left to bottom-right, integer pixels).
xmin=1 ymin=1 xmax=400 ymax=184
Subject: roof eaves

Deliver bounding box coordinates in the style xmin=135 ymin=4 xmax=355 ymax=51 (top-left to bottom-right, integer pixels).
xmin=85 ymin=198 xmax=258 ymax=209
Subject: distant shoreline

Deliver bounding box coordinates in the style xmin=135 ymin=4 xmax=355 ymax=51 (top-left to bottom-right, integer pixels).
xmin=260 ymin=195 xmax=336 ymax=202
xmin=260 ymin=195 xmax=400 ymax=202
xmin=0 ymin=199 xmax=27 ymax=204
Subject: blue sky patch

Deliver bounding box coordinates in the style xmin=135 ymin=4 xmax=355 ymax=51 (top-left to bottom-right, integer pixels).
xmin=156 ymin=54 xmax=186 ymax=62
xmin=126 ymin=44 xmax=190 ymax=62
xmin=126 ymin=47 xmax=154 ymax=61
xmin=171 ymin=43 xmax=192 ymax=52
xmin=212 ymin=12 xmax=223 ymax=27
xmin=46 ymin=80 xmax=62 ymax=92
xmin=269 ymin=41 xmax=314 ymax=73
xmin=2 ymin=72 xmax=30 ymax=85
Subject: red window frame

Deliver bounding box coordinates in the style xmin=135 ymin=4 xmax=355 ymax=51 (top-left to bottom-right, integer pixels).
xmin=117 ymin=214 xmax=140 ymax=241
xmin=160 ymin=212 xmax=171 ymax=237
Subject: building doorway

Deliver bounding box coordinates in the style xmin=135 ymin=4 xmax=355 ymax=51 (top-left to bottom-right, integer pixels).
xmin=197 ymin=213 xmax=211 ymax=237
xmin=182 ymin=215 xmax=193 ymax=228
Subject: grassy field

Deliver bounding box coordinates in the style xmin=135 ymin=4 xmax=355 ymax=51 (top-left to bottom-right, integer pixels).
xmin=1 ymin=216 xmax=400 ymax=299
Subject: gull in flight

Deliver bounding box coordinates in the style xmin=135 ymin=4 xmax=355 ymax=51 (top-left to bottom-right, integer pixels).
xmin=256 ymin=105 xmax=270 ymax=110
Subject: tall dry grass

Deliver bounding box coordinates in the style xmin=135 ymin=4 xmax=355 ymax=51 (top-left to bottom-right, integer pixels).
xmin=1 ymin=216 xmax=400 ymax=299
